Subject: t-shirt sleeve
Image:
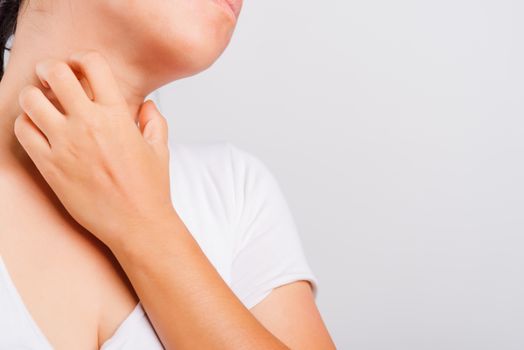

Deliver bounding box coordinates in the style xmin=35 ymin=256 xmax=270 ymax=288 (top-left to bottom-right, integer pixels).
xmin=227 ymin=142 xmax=318 ymax=309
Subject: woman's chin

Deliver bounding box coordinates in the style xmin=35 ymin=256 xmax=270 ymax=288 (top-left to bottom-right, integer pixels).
xmin=151 ymin=39 xmax=230 ymax=83
xmin=164 ymin=28 xmax=235 ymax=78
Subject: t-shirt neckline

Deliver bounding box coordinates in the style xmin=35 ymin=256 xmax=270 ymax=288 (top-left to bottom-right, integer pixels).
xmin=0 ymin=254 xmax=143 ymax=350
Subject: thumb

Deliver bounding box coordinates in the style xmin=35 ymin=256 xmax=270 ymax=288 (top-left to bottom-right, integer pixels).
xmin=138 ymin=100 xmax=169 ymax=151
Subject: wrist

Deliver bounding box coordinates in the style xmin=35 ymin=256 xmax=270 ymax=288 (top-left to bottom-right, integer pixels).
xmin=106 ymin=206 xmax=186 ymax=259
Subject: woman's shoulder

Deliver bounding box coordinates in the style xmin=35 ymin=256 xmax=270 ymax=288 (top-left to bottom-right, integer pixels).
xmin=166 ymin=139 xmax=286 ymax=238
xmin=169 ymin=140 xmax=233 ymax=161
xmin=169 ymin=140 xmax=258 ymax=165
xmin=168 ymin=140 xmax=272 ymax=186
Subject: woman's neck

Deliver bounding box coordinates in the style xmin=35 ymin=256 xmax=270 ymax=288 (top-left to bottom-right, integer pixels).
xmin=0 ymin=28 xmax=155 ymax=176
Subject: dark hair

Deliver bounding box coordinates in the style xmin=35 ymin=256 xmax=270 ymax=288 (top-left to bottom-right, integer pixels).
xmin=0 ymin=0 xmax=23 ymax=81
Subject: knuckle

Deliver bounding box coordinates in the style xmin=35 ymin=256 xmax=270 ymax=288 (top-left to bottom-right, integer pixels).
xmin=82 ymin=51 xmax=104 ymax=65
xmin=160 ymin=115 xmax=168 ymax=127
xmin=18 ymin=85 xmax=40 ymax=106
xmin=64 ymin=142 xmax=80 ymax=159
xmin=55 ymin=138 xmax=78 ymax=160
xmin=81 ymin=114 xmax=103 ymax=135
xmin=35 ymin=59 xmax=53 ymax=74
xmin=13 ymin=114 xmax=27 ymax=136
xmin=42 ymin=162 xmax=62 ymax=183
xmin=48 ymin=62 xmax=71 ymax=80
xmin=85 ymin=117 xmax=101 ymax=131
xmin=73 ymin=50 xmax=105 ymax=70
xmin=157 ymin=114 xmax=169 ymax=132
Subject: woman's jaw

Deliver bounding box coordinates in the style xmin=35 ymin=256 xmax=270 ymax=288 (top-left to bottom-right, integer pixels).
xmin=0 ymin=0 xmax=242 ymax=169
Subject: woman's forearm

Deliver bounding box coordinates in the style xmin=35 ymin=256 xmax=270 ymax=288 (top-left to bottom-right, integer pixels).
xmin=107 ymin=211 xmax=289 ymax=350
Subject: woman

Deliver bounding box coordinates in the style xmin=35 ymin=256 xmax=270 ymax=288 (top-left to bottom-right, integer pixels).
xmin=0 ymin=0 xmax=335 ymax=349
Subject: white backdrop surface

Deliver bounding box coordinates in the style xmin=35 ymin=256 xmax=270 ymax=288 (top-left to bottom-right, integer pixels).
xmin=153 ymin=1 xmax=524 ymax=348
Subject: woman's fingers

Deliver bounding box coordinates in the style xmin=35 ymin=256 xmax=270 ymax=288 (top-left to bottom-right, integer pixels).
xmin=18 ymin=85 xmax=65 ymax=142
xmin=35 ymin=59 xmax=92 ymax=116
xmin=13 ymin=112 xmax=52 ymax=160
xmin=68 ymin=50 xmax=126 ymax=107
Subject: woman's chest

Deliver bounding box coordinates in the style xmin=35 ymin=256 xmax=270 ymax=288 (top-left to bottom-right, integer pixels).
xmin=0 ymin=193 xmax=141 ymax=349
xmin=0 ymin=157 xmax=238 ymax=349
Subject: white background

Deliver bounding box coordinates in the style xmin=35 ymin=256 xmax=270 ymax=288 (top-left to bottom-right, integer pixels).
xmin=154 ymin=0 xmax=524 ymax=348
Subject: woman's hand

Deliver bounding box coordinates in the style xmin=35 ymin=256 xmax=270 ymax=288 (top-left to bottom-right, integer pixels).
xmin=14 ymin=50 xmax=175 ymax=248
xmin=12 ymin=50 xmax=335 ymax=350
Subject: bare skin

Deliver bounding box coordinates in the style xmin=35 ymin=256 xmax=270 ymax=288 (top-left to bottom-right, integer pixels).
xmin=0 ymin=0 xmax=336 ymax=349
xmin=0 ymin=168 xmax=140 ymax=348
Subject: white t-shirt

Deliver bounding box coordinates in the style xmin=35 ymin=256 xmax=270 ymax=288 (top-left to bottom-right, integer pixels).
xmin=0 ymin=141 xmax=318 ymax=349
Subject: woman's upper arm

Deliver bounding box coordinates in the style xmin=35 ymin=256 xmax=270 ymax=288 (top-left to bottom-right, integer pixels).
xmin=227 ymin=143 xmax=334 ymax=347
xmin=250 ymin=280 xmax=336 ymax=349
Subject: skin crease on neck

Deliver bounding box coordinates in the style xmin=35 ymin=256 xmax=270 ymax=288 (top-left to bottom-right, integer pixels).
xmin=0 ymin=0 xmax=239 ymax=348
